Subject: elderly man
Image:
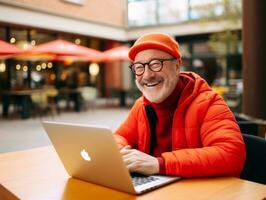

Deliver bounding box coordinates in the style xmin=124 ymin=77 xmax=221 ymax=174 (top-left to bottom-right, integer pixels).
xmin=114 ymin=33 xmax=246 ymax=178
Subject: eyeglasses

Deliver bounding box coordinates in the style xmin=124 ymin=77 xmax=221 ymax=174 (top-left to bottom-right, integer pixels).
xmin=129 ymin=58 xmax=176 ymax=76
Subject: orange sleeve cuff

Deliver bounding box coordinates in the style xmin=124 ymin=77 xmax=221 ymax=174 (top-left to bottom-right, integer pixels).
xmin=113 ymin=134 xmax=129 ymax=149
xmin=157 ymin=157 xmax=166 ymax=174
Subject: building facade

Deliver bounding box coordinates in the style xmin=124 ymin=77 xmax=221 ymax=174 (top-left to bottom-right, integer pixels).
xmin=0 ymin=0 xmax=242 ymax=108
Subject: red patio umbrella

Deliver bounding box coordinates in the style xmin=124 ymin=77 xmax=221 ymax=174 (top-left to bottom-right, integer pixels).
xmin=19 ymin=39 xmax=102 ymax=62
xmin=0 ymin=40 xmax=23 ymax=57
xmin=101 ymin=45 xmax=129 ymax=62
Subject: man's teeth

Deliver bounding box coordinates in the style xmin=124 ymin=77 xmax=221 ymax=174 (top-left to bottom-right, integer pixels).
xmin=145 ymin=82 xmax=159 ymax=87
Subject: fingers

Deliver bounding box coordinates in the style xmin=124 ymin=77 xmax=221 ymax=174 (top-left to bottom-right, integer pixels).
xmin=121 ymin=149 xmax=139 ymax=171
xmin=123 ymin=145 xmax=131 ymax=149
xmin=120 ymin=145 xmax=133 ymax=155
xmin=121 ymin=149 xmax=135 ymax=164
xmin=120 ymin=149 xmax=150 ymax=174
xmin=123 ymin=153 xmax=134 ymax=166
xmin=123 ymin=150 xmax=159 ymax=175
xmin=127 ymin=161 xmax=141 ymax=173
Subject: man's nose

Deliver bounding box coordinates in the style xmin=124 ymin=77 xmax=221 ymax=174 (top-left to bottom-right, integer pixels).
xmin=142 ymin=64 xmax=155 ymax=78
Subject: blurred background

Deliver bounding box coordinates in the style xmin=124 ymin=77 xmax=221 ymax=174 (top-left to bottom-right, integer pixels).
xmin=0 ymin=0 xmax=265 ymax=152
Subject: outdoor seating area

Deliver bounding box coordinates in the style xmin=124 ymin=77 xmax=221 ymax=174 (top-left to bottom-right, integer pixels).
xmin=0 ymin=86 xmax=108 ymax=119
xmin=0 ymin=38 xmax=131 ymax=119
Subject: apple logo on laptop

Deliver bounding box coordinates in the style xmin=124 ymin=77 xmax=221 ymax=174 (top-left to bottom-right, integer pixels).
xmin=80 ymin=149 xmax=91 ymax=161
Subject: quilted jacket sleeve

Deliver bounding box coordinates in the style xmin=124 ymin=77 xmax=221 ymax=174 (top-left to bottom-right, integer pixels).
xmin=162 ymin=94 xmax=246 ymax=177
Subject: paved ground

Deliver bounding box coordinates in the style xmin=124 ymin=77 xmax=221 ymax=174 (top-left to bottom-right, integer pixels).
xmin=0 ymin=107 xmax=130 ymax=153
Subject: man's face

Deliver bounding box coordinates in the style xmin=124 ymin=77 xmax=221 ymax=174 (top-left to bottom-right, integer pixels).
xmin=134 ymin=49 xmax=180 ymax=103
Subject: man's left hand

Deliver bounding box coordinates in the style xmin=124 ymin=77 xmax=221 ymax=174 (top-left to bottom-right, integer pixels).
xmin=120 ymin=146 xmax=159 ymax=175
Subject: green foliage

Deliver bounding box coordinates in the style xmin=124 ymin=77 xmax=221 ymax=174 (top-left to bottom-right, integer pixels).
xmin=208 ymin=30 xmax=239 ymax=55
xmin=206 ymin=0 xmax=242 ymax=55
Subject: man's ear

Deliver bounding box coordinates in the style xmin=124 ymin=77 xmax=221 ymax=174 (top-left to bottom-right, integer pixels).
xmin=176 ymin=59 xmax=182 ymax=71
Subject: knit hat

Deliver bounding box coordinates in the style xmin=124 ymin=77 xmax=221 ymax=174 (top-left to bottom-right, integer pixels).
xmin=128 ymin=33 xmax=182 ymax=61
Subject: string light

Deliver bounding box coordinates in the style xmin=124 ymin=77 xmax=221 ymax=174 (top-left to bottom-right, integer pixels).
xmin=47 ymin=62 xmax=53 ymax=68
xmin=89 ymin=63 xmax=100 ymax=76
xmin=31 ymin=40 xmax=36 ymax=46
xmin=75 ymin=38 xmax=81 ymax=45
xmin=41 ymin=63 xmax=47 ymax=69
xmin=16 ymin=64 xmax=21 ymax=70
xmin=36 ymin=65 xmax=41 ymax=71
xmin=22 ymin=65 xmax=28 ymax=72
xmin=0 ymin=62 xmax=6 ymax=72
xmin=10 ymin=37 xmax=16 ymax=44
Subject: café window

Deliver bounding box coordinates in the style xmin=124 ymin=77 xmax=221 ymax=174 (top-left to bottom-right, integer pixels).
xmin=128 ymin=0 xmax=157 ymax=26
xmin=127 ymin=0 xmax=242 ymax=27
xmin=179 ymin=43 xmax=191 ymax=58
xmin=158 ymin=0 xmax=189 ymax=24
xmin=10 ymin=29 xmax=29 ymax=50
xmin=189 ymin=0 xmax=224 ymax=20
xmin=193 ymin=41 xmax=213 ymax=55
xmin=30 ymin=30 xmax=56 ymax=46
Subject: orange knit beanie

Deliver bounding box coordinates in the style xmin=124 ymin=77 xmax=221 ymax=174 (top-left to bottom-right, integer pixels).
xmin=128 ymin=33 xmax=182 ymax=61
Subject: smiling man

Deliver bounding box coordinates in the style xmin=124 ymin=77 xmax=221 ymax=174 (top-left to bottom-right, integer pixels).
xmin=114 ymin=33 xmax=246 ymax=177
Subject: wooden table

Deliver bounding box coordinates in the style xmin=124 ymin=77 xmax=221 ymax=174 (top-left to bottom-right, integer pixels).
xmin=0 ymin=146 xmax=265 ymax=200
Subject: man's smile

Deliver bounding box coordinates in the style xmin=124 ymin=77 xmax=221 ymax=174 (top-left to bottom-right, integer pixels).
xmin=144 ymin=81 xmax=162 ymax=87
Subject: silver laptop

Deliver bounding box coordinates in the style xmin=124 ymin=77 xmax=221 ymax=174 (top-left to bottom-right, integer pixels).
xmin=42 ymin=121 xmax=180 ymax=194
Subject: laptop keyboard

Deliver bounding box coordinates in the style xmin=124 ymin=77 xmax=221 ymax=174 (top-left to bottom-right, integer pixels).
xmin=131 ymin=173 xmax=159 ymax=186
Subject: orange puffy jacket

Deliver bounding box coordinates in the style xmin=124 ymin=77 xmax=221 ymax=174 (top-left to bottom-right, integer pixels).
xmin=114 ymin=72 xmax=246 ymax=177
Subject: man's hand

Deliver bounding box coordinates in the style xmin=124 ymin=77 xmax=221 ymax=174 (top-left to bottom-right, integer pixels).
xmin=120 ymin=145 xmax=159 ymax=175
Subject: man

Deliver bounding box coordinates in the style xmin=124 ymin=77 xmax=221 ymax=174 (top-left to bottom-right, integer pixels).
xmin=114 ymin=33 xmax=246 ymax=178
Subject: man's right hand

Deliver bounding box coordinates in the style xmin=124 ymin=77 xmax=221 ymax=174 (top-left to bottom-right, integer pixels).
xmin=120 ymin=145 xmax=159 ymax=175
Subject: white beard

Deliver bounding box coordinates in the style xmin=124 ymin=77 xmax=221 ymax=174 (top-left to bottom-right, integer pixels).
xmin=135 ymin=74 xmax=178 ymax=103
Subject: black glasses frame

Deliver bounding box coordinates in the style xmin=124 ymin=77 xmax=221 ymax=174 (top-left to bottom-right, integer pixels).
xmin=129 ymin=58 xmax=176 ymax=76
